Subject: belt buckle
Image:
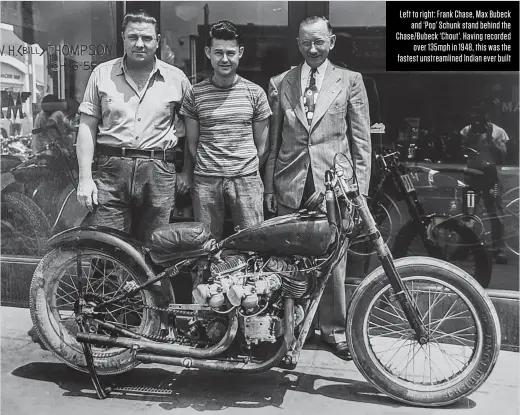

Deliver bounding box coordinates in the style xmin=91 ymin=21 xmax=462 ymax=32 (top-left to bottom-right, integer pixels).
xmin=122 ymin=147 xmax=126 ymax=157
xmin=150 ymin=149 xmax=155 ymax=159
xmin=163 ymin=149 xmax=167 ymax=162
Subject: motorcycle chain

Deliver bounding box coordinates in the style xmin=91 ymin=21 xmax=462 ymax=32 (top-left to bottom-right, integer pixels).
xmin=80 ymin=294 xmax=212 ymax=345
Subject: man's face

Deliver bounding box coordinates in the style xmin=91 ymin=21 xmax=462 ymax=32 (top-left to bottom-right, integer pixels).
xmin=297 ymin=20 xmax=336 ymax=68
xmin=205 ymin=39 xmax=243 ymax=78
xmin=122 ymin=21 xmax=160 ymax=65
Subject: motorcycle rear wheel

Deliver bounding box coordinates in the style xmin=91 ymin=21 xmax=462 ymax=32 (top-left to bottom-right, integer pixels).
xmin=347 ymin=256 xmax=500 ymax=407
xmin=30 ymin=247 xmax=161 ymax=375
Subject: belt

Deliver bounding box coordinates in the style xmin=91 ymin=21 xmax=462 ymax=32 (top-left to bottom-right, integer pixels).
xmin=97 ymin=145 xmax=176 ymax=163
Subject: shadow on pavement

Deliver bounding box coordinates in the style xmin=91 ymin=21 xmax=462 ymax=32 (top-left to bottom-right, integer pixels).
xmin=11 ymin=361 xmax=476 ymax=410
xmin=27 ymin=326 xmax=48 ymax=351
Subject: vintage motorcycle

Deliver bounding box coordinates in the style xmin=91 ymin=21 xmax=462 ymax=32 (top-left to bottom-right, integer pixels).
xmin=1 ymin=130 xmax=87 ymax=256
xmin=29 ymin=154 xmax=501 ymax=407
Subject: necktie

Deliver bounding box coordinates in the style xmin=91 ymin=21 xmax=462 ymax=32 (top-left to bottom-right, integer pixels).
xmin=304 ymin=68 xmax=317 ymax=125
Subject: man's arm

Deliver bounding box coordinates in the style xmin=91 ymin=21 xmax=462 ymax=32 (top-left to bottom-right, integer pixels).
xmin=489 ymin=126 xmax=508 ymax=163
xmin=253 ymin=118 xmax=269 ymax=169
xmin=184 ymin=116 xmax=200 ymax=178
xmin=263 ymin=76 xmax=283 ymax=195
xmin=347 ymin=73 xmax=372 ymax=196
xmin=76 ymin=113 xmax=100 ymax=211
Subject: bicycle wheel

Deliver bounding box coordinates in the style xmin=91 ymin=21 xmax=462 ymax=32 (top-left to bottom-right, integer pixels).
xmin=393 ymin=217 xmax=492 ymax=288
xmin=347 ymin=256 xmax=501 ymax=406
xmin=504 ymin=198 xmax=519 ymax=257
xmin=30 ymin=247 xmax=161 ymax=375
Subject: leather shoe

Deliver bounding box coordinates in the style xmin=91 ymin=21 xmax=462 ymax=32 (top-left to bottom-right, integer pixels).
xmin=323 ymin=340 xmax=352 ymax=361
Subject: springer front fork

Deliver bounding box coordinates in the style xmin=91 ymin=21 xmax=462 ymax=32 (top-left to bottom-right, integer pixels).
xmin=335 ymin=171 xmax=429 ymax=344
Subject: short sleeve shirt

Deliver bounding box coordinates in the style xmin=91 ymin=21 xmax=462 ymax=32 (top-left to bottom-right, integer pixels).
xmin=460 ymin=123 xmax=509 ymax=166
xmin=79 ymin=57 xmax=191 ymax=150
xmin=180 ymin=76 xmax=271 ymax=177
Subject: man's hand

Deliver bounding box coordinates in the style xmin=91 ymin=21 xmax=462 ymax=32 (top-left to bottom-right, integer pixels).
xmin=77 ymin=178 xmax=98 ymax=212
xmin=264 ymin=193 xmax=277 ymax=214
xmin=177 ymin=172 xmax=192 ymax=194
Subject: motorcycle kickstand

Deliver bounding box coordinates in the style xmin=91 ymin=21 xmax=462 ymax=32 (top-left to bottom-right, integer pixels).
xmin=77 ymin=321 xmax=111 ymax=399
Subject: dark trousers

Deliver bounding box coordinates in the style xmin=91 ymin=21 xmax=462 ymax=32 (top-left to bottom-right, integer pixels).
xmin=191 ymin=172 xmax=264 ymax=240
xmin=83 ymin=155 xmax=176 ymax=243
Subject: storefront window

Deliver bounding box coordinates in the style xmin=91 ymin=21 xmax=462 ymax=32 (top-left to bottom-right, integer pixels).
xmin=160 ymin=1 xmax=289 ymax=90
xmin=0 ymin=1 xmax=518 ymax=312
xmin=1 ymin=1 xmax=119 ymax=260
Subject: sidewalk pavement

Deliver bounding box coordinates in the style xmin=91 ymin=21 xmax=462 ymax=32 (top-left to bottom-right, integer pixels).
xmin=1 ymin=306 xmax=519 ymax=415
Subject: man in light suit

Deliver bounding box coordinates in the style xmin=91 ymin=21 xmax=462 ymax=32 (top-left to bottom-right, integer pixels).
xmin=264 ymin=16 xmax=371 ymax=360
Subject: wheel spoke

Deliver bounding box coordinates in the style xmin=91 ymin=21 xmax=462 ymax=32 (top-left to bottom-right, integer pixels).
xmin=429 ymin=298 xmax=462 ymax=336
xmin=429 ymin=339 xmax=468 ymax=369
xmin=366 ymin=276 xmax=481 ymax=388
xmin=369 ymin=313 xmax=409 ymax=330
xmin=421 ymin=286 xmax=449 ymax=323
xmin=373 ymin=305 xmax=407 ymax=322
xmin=422 ymin=342 xmax=447 ymax=383
xmin=378 ymin=295 xmax=407 ymax=321
xmin=431 ymin=329 xmax=475 ymax=347
xmin=397 ymin=340 xmax=424 ymax=378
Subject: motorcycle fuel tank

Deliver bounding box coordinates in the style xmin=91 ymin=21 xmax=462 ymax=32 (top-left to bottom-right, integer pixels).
xmin=221 ymin=213 xmax=334 ymax=257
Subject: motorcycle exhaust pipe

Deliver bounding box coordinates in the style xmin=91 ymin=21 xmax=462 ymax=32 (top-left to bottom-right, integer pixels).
xmin=76 ymin=312 xmax=239 ymax=358
xmin=135 ymin=299 xmax=294 ymax=373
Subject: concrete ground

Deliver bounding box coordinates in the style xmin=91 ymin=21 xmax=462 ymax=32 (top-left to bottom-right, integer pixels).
xmin=1 ymin=306 xmax=519 ymax=415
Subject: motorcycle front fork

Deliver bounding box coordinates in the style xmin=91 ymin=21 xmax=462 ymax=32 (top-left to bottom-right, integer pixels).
xmin=351 ymin=191 xmax=429 ymax=344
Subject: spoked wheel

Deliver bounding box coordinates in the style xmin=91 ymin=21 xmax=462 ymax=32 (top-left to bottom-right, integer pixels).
xmin=1 ymin=192 xmax=50 ymax=255
xmin=393 ymin=216 xmax=492 ymax=288
xmin=30 ymin=248 xmax=161 ymax=375
xmin=504 ymin=198 xmax=519 ymax=257
xmin=347 ymin=257 xmax=501 ymax=407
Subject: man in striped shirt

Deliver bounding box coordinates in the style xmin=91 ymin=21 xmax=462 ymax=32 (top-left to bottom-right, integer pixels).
xmin=180 ymin=20 xmax=271 ymax=239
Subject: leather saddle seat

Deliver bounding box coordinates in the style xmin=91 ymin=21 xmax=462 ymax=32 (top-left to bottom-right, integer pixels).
xmin=148 ymin=222 xmax=212 ymax=264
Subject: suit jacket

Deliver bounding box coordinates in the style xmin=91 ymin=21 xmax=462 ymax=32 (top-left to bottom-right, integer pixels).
xmin=264 ymin=63 xmax=372 ymax=209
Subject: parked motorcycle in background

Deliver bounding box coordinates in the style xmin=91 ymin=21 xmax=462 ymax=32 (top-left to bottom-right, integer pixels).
xmin=350 ymin=144 xmax=492 ymax=287
xmin=1 ymin=125 xmax=87 ymax=256
xmin=30 ymin=152 xmax=501 ymax=407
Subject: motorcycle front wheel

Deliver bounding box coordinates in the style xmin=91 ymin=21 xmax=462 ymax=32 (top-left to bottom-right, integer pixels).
xmin=347 ymin=256 xmax=501 ymax=407
xmin=30 ymin=247 xmax=161 ymax=375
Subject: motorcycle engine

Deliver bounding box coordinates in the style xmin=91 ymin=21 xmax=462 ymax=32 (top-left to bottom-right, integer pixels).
xmin=192 ymin=254 xmax=309 ymax=345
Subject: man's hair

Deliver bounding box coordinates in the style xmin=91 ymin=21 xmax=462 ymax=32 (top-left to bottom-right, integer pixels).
xmin=207 ymin=20 xmax=242 ymax=48
xmin=121 ymin=9 xmax=159 ymax=36
xmin=298 ymin=16 xmax=333 ymax=35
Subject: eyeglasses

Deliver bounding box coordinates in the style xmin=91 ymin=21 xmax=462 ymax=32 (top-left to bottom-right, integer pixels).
xmin=299 ymin=37 xmax=332 ymax=48
xmin=126 ymin=34 xmax=157 ymax=45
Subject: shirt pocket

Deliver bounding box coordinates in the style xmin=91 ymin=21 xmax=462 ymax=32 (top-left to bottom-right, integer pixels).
xmin=154 ymin=102 xmax=175 ymax=129
xmin=101 ymin=96 xmax=125 ymax=126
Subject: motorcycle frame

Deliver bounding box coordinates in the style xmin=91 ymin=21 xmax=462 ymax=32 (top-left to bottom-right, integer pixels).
xmin=74 ymin=168 xmax=429 ymax=376
xmin=372 ymin=151 xmax=472 ymax=256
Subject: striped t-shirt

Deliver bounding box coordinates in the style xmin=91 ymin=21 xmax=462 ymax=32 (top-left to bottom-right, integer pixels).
xmin=180 ymin=76 xmax=271 ymax=177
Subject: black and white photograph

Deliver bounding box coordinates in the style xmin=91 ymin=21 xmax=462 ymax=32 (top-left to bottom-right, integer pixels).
xmin=0 ymin=1 xmax=519 ymax=414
